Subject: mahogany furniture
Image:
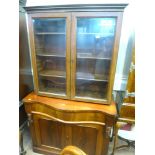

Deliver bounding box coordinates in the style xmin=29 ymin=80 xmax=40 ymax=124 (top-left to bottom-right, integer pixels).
xmin=23 ymin=4 xmax=127 ymax=155
xmin=25 ymin=4 xmax=127 ymax=104
xmin=23 ymin=92 xmax=117 ymax=155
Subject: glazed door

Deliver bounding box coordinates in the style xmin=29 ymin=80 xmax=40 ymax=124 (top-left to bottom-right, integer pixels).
xmin=71 ymin=12 xmax=123 ymax=104
xmin=28 ymin=13 xmax=71 ymax=99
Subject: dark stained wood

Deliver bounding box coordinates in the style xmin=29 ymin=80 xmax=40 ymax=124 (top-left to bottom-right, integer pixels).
xmin=23 ymin=92 xmax=117 ymax=155
xmin=24 ymin=4 xmax=128 ymax=13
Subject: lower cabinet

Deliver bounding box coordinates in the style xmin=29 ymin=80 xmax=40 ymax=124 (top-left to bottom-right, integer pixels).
xmin=23 ymin=93 xmax=116 ymax=155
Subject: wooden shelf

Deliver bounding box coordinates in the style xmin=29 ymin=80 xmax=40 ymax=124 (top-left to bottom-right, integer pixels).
xmin=76 ymin=72 xmax=109 ymax=82
xmin=78 ymin=32 xmax=114 ymax=36
xmin=39 ymin=70 xmax=108 ymax=82
xmin=76 ymin=90 xmax=107 ymax=100
xmin=35 ymin=32 xmax=66 ymax=35
xmin=77 ymin=50 xmax=112 ymax=60
xmin=36 ymin=53 xmax=65 ymax=58
xmin=76 ymin=77 xmax=108 ymax=82
xmin=77 ymin=53 xmax=111 ymax=60
xmin=39 ymin=87 xmax=66 ymax=95
xmin=39 ymin=70 xmax=66 ymax=78
xmin=36 ymin=52 xmax=111 ymax=59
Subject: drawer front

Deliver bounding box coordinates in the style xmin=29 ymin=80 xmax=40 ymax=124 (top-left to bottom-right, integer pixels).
xmin=30 ymin=102 xmax=106 ymax=123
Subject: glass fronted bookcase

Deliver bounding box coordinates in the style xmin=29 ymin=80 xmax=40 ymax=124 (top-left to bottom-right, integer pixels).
xmin=27 ymin=11 xmax=123 ymax=104
xmin=33 ymin=18 xmax=68 ymax=96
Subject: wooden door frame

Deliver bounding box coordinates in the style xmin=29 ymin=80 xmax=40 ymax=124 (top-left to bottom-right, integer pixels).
xmin=70 ymin=12 xmax=123 ymax=104
xmin=27 ymin=12 xmax=71 ymax=99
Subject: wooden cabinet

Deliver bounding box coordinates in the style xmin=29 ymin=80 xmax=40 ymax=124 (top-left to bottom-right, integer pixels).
xmin=23 ymin=92 xmax=117 ymax=155
xmin=23 ymin=4 xmax=127 ymax=155
xmin=26 ymin=4 xmax=127 ymax=104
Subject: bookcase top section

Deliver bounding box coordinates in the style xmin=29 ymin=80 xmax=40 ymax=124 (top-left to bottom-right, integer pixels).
xmin=24 ymin=3 xmax=128 ymax=13
xmin=26 ymin=0 xmax=129 ymax=7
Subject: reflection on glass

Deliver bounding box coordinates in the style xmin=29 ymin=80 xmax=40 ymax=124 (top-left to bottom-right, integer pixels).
xmin=76 ymin=18 xmax=116 ymax=100
xmin=33 ymin=18 xmax=67 ymax=95
xmin=33 ymin=18 xmax=66 ymax=33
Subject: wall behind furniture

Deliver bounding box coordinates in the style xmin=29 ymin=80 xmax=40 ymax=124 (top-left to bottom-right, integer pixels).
xmin=19 ymin=0 xmax=34 ymax=127
xmin=113 ymin=3 xmax=135 ymax=91
xmin=19 ymin=0 xmax=33 ymax=101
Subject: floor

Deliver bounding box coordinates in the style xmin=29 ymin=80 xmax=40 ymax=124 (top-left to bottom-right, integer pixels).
xmin=22 ymin=125 xmax=134 ymax=155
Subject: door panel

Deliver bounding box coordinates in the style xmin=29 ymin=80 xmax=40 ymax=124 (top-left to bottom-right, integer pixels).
xmin=30 ymin=112 xmax=106 ymax=155
xmin=39 ymin=119 xmax=66 ymax=149
xmin=71 ymin=12 xmax=123 ymax=103
xmin=32 ymin=114 xmax=66 ymax=153
xmin=72 ymin=125 xmax=97 ymax=155
xmin=28 ymin=13 xmax=71 ymax=99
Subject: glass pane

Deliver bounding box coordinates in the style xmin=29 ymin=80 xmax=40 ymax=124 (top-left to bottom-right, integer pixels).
xmin=33 ymin=18 xmax=66 ymax=95
xmin=76 ymin=18 xmax=116 ymax=100
xmin=34 ymin=18 xmax=66 ymax=33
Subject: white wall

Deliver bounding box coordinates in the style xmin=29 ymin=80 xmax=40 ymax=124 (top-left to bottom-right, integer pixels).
xmin=113 ymin=3 xmax=135 ymax=90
